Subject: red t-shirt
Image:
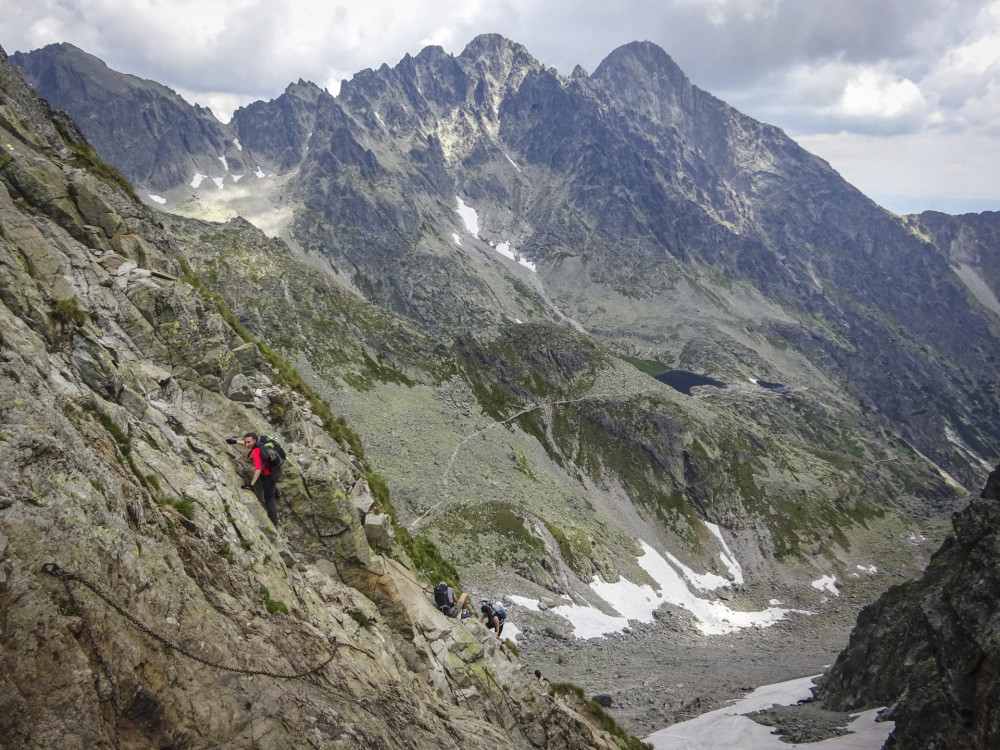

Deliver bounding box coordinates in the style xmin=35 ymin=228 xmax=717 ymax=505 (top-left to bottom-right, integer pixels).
xmin=250 ymin=446 xmax=272 ymax=475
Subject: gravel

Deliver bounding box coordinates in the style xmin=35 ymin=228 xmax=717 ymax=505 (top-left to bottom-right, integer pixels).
xmin=514 ymin=577 xmax=896 ymax=739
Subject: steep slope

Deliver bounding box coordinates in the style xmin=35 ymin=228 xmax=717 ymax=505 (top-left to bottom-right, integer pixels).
xmin=816 ymin=462 xmax=1000 ymax=749
xmin=0 ymin=46 xmax=636 ymax=749
xmin=907 ymin=209 xmax=1000 ymax=317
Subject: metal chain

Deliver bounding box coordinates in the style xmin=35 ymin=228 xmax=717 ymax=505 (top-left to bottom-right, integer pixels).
xmin=41 ymin=563 xmax=376 ymax=678
xmin=55 ymin=565 xmax=122 ymax=750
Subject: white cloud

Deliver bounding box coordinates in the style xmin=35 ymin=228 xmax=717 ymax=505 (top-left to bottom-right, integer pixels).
xmin=2 ymin=0 xmax=999 ymax=204
xmin=796 ymin=131 xmax=1000 ymax=205
xmin=838 ymin=67 xmax=928 ymax=121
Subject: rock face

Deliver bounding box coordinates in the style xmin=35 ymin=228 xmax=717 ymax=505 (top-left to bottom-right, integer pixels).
xmin=0 ymin=46 xmax=631 ymax=749
xmin=816 ymin=462 xmax=1000 ymax=749
xmin=9 ymin=43 xmax=262 ymax=192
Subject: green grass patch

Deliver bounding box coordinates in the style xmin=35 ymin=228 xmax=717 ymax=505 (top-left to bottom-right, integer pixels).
xmin=619 ymin=355 xmax=668 ymax=377
xmin=439 ymin=502 xmax=545 ymax=555
xmin=259 ymin=585 xmax=289 ymax=615
xmin=543 ymin=520 xmax=592 ymax=576
xmin=50 ymin=297 xmax=89 ymax=328
xmin=349 ymin=609 xmax=374 ymax=629
xmin=161 ymin=496 xmax=195 ymax=520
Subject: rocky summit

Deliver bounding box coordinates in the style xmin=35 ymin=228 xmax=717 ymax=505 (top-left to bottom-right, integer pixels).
xmin=3 ymin=31 xmax=1000 ymax=749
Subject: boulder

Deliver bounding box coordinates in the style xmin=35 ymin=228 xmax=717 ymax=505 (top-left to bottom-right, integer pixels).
xmin=364 ymin=512 xmax=394 ymax=551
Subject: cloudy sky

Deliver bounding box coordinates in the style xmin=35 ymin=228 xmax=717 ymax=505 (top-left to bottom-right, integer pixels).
xmin=3 ymin=0 xmax=1000 ymax=213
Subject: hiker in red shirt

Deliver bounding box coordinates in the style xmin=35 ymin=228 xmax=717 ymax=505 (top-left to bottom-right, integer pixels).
xmin=227 ymin=432 xmax=281 ymax=527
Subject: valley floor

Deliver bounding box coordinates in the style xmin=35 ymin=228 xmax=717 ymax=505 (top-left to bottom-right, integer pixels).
xmin=517 ymin=574 xmax=897 ymax=738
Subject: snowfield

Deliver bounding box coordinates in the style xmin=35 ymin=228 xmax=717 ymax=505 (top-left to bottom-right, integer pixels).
xmin=646 ymin=675 xmax=893 ymax=750
xmin=515 ymin=539 xmax=810 ymax=639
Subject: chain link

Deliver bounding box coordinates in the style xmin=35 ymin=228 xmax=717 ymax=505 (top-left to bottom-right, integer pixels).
xmin=54 ymin=564 xmax=122 ymax=750
xmin=41 ymin=563 xmax=375 ymax=678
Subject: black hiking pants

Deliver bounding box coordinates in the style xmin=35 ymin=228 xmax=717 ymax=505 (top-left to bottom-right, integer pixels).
xmin=261 ymin=466 xmax=281 ymax=526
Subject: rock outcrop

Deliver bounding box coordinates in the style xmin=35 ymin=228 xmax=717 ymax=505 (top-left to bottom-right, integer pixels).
xmin=816 ymin=462 xmax=1000 ymax=749
xmin=0 ymin=45 xmax=634 ymax=749
xmin=10 ymin=43 xmax=262 ymax=192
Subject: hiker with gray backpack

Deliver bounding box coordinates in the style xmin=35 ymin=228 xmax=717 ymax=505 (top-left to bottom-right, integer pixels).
xmin=227 ymin=432 xmax=285 ymax=528
xmin=433 ymin=582 xmax=473 ymax=619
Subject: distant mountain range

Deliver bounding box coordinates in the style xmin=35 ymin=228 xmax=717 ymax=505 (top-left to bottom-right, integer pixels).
xmin=873 ymin=194 xmax=1000 ymax=216
xmin=11 ymin=35 xmax=1000 ymax=608
xmin=7 ymin=34 xmax=1000 ymax=747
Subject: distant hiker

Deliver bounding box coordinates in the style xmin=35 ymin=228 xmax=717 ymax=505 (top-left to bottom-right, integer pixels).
xmin=227 ymin=432 xmax=284 ymax=527
xmin=434 ymin=582 xmax=472 ymax=619
xmin=534 ymin=670 xmax=550 ymax=685
xmin=479 ymin=601 xmax=506 ymax=638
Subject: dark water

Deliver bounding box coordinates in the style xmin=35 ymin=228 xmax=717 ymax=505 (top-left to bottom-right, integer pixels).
xmin=755 ymin=379 xmax=791 ymax=395
xmin=654 ymin=370 xmax=727 ymax=395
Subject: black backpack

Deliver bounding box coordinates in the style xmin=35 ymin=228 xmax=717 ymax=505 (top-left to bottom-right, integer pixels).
xmin=434 ymin=584 xmax=453 ymax=612
xmin=256 ymin=435 xmax=286 ymax=469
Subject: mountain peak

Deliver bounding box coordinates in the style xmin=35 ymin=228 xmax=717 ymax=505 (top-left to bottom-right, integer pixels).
xmin=591 ymin=40 xmax=696 ymax=125
xmin=459 ymin=33 xmax=533 ymax=63
xmin=593 ymin=40 xmax=689 ymax=89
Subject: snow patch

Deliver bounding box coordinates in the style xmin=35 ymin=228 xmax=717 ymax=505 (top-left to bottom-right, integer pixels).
xmin=502 ymin=621 xmax=521 ymax=644
xmin=549 ymin=601 xmax=630 ymax=639
xmin=494 ymin=241 xmax=537 ymax=273
xmin=811 ymin=575 xmax=839 ymax=596
xmin=219 ymin=155 xmax=229 ymax=171
xmin=856 ymin=565 xmax=877 ymax=574
xmin=455 ymin=196 xmax=479 ymax=237
xmin=254 ymin=165 xmax=266 ymax=178
xmin=233 ymin=138 xmax=243 ymax=151
xmin=507 ymin=595 xmax=540 ymax=611
xmin=549 ymin=540 xmax=805 ymax=639
xmin=647 ymin=675 xmax=893 ymax=750
xmin=374 ymin=111 xmax=385 ymax=127
xmin=664 ymin=550 xmax=732 ymax=592
xmin=503 ymin=151 xmax=522 ymax=172
xmin=451 ymin=233 xmax=461 ymax=246
xmin=495 ymin=241 xmax=516 ymax=261
xmin=705 ymin=522 xmax=744 ymax=585
xmin=232 ymin=174 xmax=243 ymax=183
xmin=211 ymin=177 xmax=224 ymax=190
xmin=147 ymin=193 xmax=166 ymax=205
xmin=190 ymin=172 xmax=207 ymax=188
xmin=769 ymin=598 xmax=782 ymax=606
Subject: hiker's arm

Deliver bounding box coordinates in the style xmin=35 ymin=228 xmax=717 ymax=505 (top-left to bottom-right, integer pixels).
xmin=492 ymin=615 xmax=501 ymax=634
xmin=246 ymin=448 xmax=262 ymax=488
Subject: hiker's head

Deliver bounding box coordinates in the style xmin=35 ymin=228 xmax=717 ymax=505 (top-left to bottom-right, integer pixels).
xmin=243 ymin=432 xmax=258 ymax=448
xmin=481 ymin=604 xmax=490 ymax=615
xmin=534 ymin=670 xmax=542 ymax=679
